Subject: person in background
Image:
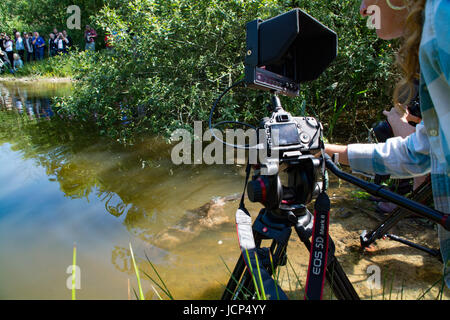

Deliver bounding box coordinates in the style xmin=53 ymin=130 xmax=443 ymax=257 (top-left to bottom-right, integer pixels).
xmin=3 ymin=35 xmax=14 ymax=70
xmin=105 ymin=31 xmax=113 ymax=50
xmin=32 ymin=32 xmax=45 ymax=61
xmin=15 ymin=32 xmax=25 ymax=63
xmin=31 ymin=32 xmax=36 ymax=60
xmin=48 ymin=33 xmax=57 ymax=57
xmin=55 ymin=32 xmax=69 ymax=54
xmin=13 ymin=53 xmax=23 ymax=71
xmin=372 ymin=89 xmax=427 ymax=214
xmin=62 ymin=30 xmax=73 ymax=51
xmin=24 ymin=32 xmax=34 ymax=62
xmin=0 ymin=46 xmax=13 ymax=73
xmin=84 ymin=25 xmax=97 ymax=51
xmin=0 ymin=33 xmax=5 ymax=52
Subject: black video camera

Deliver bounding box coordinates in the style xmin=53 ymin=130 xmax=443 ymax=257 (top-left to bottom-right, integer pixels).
xmin=247 ymin=95 xmax=323 ymax=210
xmin=259 ymin=95 xmax=322 ymax=160
xmin=373 ymin=82 xmax=422 ymax=143
xmin=241 ymin=9 xmax=338 ymax=211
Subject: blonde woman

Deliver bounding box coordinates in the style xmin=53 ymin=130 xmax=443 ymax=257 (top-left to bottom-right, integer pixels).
xmin=13 ymin=53 xmax=23 ymax=71
xmin=326 ymin=0 xmax=450 ymax=287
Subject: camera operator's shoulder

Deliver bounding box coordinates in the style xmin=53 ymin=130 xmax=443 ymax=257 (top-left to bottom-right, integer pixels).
xmin=434 ymin=0 xmax=450 ymax=78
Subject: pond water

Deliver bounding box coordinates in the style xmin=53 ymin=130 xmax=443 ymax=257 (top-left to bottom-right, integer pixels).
xmin=0 ymin=80 xmax=259 ymax=300
xmin=0 ymin=80 xmax=448 ymax=300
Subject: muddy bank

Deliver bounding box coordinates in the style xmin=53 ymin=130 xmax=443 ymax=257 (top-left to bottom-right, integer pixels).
xmin=0 ymin=76 xmax=73 ymax=83
xmin=250 ymin=184 xmax=448 ymax=300
xmin=165 ymin=180 xmax=449 ymax=300
xmin=141 ymin=182 xmax=448 ymax=300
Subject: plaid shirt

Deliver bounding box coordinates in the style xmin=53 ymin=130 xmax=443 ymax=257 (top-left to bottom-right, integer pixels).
xmin=347 ymin=0 xmax=450 ymax=286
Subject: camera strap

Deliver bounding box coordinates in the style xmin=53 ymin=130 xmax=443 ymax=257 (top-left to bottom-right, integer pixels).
xmin=304 ymin=191 xmax=331 ymax=300
xmin=236 ymin=162 xmax=255 ymax=250
xmin=235 ymin=162 xmax=288 ymax=300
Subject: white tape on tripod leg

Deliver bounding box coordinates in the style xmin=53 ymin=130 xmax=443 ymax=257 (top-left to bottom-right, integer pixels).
xmin=236 ymin=208 xmax=256 ymax=250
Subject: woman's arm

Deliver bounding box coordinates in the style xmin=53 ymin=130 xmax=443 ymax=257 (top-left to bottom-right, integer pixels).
xmin=335 ymin=123 xmax=431 ymax=179
xmin=324 ymin=144 xmax=349 ymax=165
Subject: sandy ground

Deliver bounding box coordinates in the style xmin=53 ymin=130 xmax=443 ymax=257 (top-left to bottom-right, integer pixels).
xmin=265 ymin=192 xmax=449 ymax=300
xmin=150 ymin=186 xmax=449 ymax=300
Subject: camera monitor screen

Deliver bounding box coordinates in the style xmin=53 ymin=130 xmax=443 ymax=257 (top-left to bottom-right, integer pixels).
xmin=271 ymin=123 xmax=301 ymax=147
xmin=245 ymin=9 xmax=338 ymax=97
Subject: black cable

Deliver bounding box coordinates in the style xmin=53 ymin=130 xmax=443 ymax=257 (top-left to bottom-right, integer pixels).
xmin=209 ymin=80 xmax=261 ymax=150
xmin=212 ymin=120 xmax=257 ymax=131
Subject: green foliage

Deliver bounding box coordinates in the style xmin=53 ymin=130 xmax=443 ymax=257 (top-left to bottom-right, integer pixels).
xmin=6 ymin=51 xmax=82 ymax=78
xmin=54 ymin=0 xmax=397 ymax=143
xmin=0 ymin=0 xmax=104 ymax=49
xmin=0 ymin=2 xmax=29 ymax=32
xmin=280 ymin=0 xmax=397 ymax=142
xmin=4 ymin=0 xmax=398 ymax=143
xmin=55 ymin=0 xmax=278 ymax=142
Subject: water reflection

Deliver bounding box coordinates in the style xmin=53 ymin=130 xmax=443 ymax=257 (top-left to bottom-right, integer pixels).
xmin=0 ymin=81 xmax=70 ymax=119
xmin=0 ymin=81 xmax=245 ymax=299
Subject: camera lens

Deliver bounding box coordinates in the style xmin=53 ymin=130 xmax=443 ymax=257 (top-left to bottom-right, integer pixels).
xmin=247 ymin=175 xmax=283 ymax=209
xmin=247 ymin=177 xmax=267 ymax=203
xmin=373 ymin=120 xmax=394 ymax=143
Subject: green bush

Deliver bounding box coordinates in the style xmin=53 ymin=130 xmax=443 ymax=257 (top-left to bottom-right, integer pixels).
xmin=8 ymin=50 xmax=83 ymax=78
xmin=54 ymin=0 xmax=397 ymax=143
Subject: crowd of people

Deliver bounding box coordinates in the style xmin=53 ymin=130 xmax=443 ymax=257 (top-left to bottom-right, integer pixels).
xmin=0 ymin=25 xmax=98 ymax=73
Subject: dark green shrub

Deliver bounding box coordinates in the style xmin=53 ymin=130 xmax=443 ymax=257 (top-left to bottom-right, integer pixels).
xmin=53 ymin=0 xmax=397 ymax=143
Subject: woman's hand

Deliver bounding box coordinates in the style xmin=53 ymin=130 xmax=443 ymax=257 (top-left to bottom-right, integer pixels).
xmin=382 ymin=107 xmax=416 ymax=138
xmin=323 ymin=144 xmax=349 ymax=166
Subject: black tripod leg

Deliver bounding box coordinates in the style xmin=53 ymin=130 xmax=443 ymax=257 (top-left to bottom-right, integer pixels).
xmin=221 ymin=253 xmax=248 ymax=300
xmin=385 ymin=234 xmax=441 ymax=259
xmin=222 ymin=231 xmax=290 ymax=300
xmin=360 ymin=209 xmax=411 ymax=249
xmin=222 ymin=233 xmax=266 ymax=300
xmin=326 ymin=255 xmax=360 ymax=300
xmin=360 ymin=179 xmax=433 ymax=249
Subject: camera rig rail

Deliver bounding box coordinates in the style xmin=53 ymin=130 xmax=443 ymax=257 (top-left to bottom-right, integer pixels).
xmin=325 ymin=156 xmax=450 ymax=231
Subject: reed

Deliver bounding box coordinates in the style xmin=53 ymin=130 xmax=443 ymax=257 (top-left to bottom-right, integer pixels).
xmin=129 ymin=243 xmax=145 ymax=300
xmin=72 ymin=243 xmax=77 ymax=300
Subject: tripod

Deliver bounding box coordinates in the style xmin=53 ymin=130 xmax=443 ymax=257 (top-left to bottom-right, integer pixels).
xmin=222 ymin=160 xmax=360 ymax=300
xmin=222 ymin=157 xmax=450 ymax=300
xmin=360 ymin=179 xmax=442 ymax=259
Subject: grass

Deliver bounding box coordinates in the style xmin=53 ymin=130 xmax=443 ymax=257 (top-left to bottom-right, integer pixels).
xmin=72 ymin=243 xmax=77 ymax=300
xmin=127 ymin=243 xmax=174 ymax=300
xmin=0 ymin=51 xmax=82 ymax=79
xmin=129 ymin=243 xmax=145 ymax=300
xmin=216 ymin=254 xmax=449 ymax=301
xmin=15 ymin=56 xmax=73 ymax=78
xmin=74 ymin=243 xmax=448 ymax=301
xmin=417 ymin=275 xmax=448 ymax=300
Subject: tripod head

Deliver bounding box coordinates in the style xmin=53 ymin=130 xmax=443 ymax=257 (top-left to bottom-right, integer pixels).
xmin=246 ymin=93 xmax=324 ymax=215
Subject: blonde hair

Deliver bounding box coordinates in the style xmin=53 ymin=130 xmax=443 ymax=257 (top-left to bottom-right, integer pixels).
xmin=393 ymin=0 xmax=427 ymax=111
